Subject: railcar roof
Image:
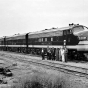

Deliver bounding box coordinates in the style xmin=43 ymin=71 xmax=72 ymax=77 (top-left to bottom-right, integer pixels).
xmin=0 ymin=37 xmax=4 ymax=41
xmin=6 ymin=33 xmax=26 ymax=38
xmin=5 ymin=33 xmax=27 ymax=40
xmin=0 ymin=24 xmax=85 ymax=40
xmin=0 ymin=36 xmax=5 ymax=38
xmin=0 ymin=37 xmax=4 ymax=39
xmin=28 ymin=26 xmax=73 ymax=35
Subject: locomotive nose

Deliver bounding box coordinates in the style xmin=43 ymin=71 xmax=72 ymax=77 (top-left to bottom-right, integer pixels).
xmin=73 ymin=35 xmax=79 ymax=45
xmin=69 ymin=35 xmax=79 ymax=45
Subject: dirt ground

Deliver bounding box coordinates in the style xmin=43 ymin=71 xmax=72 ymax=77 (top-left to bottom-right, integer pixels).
xmin=0 ymin=51 xmax=88 ymax=88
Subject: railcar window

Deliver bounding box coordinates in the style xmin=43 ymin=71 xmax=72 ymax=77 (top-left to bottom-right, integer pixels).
xmin=45 ymin=38 xmax=47 ymax=42
xmin=28 ymin=39 xmax=32 ymax=44
xmin=59 ymin=36 xmax=63 ymax=41
xmin=56 ymin=37 xmax=59 ymax=41
xmin=23 ymin=39 xmax=26 ymax=44
xmin=53 ymin=36 xmax=57 ymax=41
xmin=2 ymin=41 xmax=4 ymax=44
xmin=72 ymin=26 xmax=84 ymax=33
xmin=51 ymin=37 xmax=53 ymax=41
xmin=0 ymin=42 xmax=1 ymax=45
xmin=42 ymin=38 xmax=43 ymax=42
xmin=47 ymin=37 xmax=51 ymax=41
xmin=39 ymin=38 xmax=42 ymax=42
xmin=35 ymin=38 xmax=38 ymax=42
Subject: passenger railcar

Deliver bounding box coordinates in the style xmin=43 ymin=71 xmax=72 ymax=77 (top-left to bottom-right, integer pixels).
xmin=0 ymin=37 xmax=5 ymax=50
xmin=0 ymin=34 xmax=27 ymax=53
xmin=0 ymin=23 xmax=88 ymax=60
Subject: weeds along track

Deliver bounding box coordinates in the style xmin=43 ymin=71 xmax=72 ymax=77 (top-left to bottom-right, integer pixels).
xmin=0 ymin=51 xmax=88 ymax=77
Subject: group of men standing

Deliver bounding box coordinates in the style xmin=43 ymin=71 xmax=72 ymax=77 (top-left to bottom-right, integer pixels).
xmin=41 ymin=46 xmax=68 ymax=62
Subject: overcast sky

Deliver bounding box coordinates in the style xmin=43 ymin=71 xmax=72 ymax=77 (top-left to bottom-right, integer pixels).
xmin=0 ymin=0 xmax=88 ymax=37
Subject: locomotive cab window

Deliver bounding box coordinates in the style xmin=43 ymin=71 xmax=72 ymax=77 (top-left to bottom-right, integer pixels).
xmin=72 ymin=26 xmax=84 ymax=33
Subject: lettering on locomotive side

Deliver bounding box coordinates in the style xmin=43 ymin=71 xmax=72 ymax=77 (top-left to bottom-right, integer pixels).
xmin=78 ymin=37 xmax=87 ymax=40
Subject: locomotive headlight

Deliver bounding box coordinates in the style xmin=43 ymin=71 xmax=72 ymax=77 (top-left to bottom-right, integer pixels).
xmin=78 ymin=37 xmax=87 ymax=40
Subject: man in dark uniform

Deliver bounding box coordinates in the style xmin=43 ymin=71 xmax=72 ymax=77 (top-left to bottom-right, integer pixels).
xmin=47 ymin=47 xmax=49 ymax=60
xmin=48 ymin=48 xmax=51 ymax=60
xmin=59 ymin=47 xmax=62 ymax=61
xmin=51 ymin=47 xmax=55 ymax=60
xmin=55 ymin=48 xmax=59 ymax=61
xmin=51 ymin=48 xmax=53 ymax=60
xmin=64 ymin=47 xmax=68 ymax=62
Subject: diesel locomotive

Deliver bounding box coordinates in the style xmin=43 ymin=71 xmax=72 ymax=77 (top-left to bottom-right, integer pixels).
xmin=0 ymin=23 xmax=88 ymax=60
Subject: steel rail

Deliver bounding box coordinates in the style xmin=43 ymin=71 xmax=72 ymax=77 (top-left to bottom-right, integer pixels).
xmin=11 ymin=57 xmax=88 ymax=77
xmin=0 ymin=51 xmax=88 ymax=76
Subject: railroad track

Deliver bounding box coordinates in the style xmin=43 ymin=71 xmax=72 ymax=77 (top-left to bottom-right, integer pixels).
xmin=0 ymin=51 xmax=88 ymax=77
xmin=17 ymin=58 xmax=88 ymax=76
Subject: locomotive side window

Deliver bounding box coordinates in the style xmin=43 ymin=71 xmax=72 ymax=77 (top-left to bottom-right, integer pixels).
xmin=63 ymin=30 xmax=67 ymax=35
xmin=67 ymin=30 xmax=70 ymax=34
xmin=63 ymin=29 xmax=72 ymax=35
xmin=35 ymin=38 xmax=38 ymax=42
